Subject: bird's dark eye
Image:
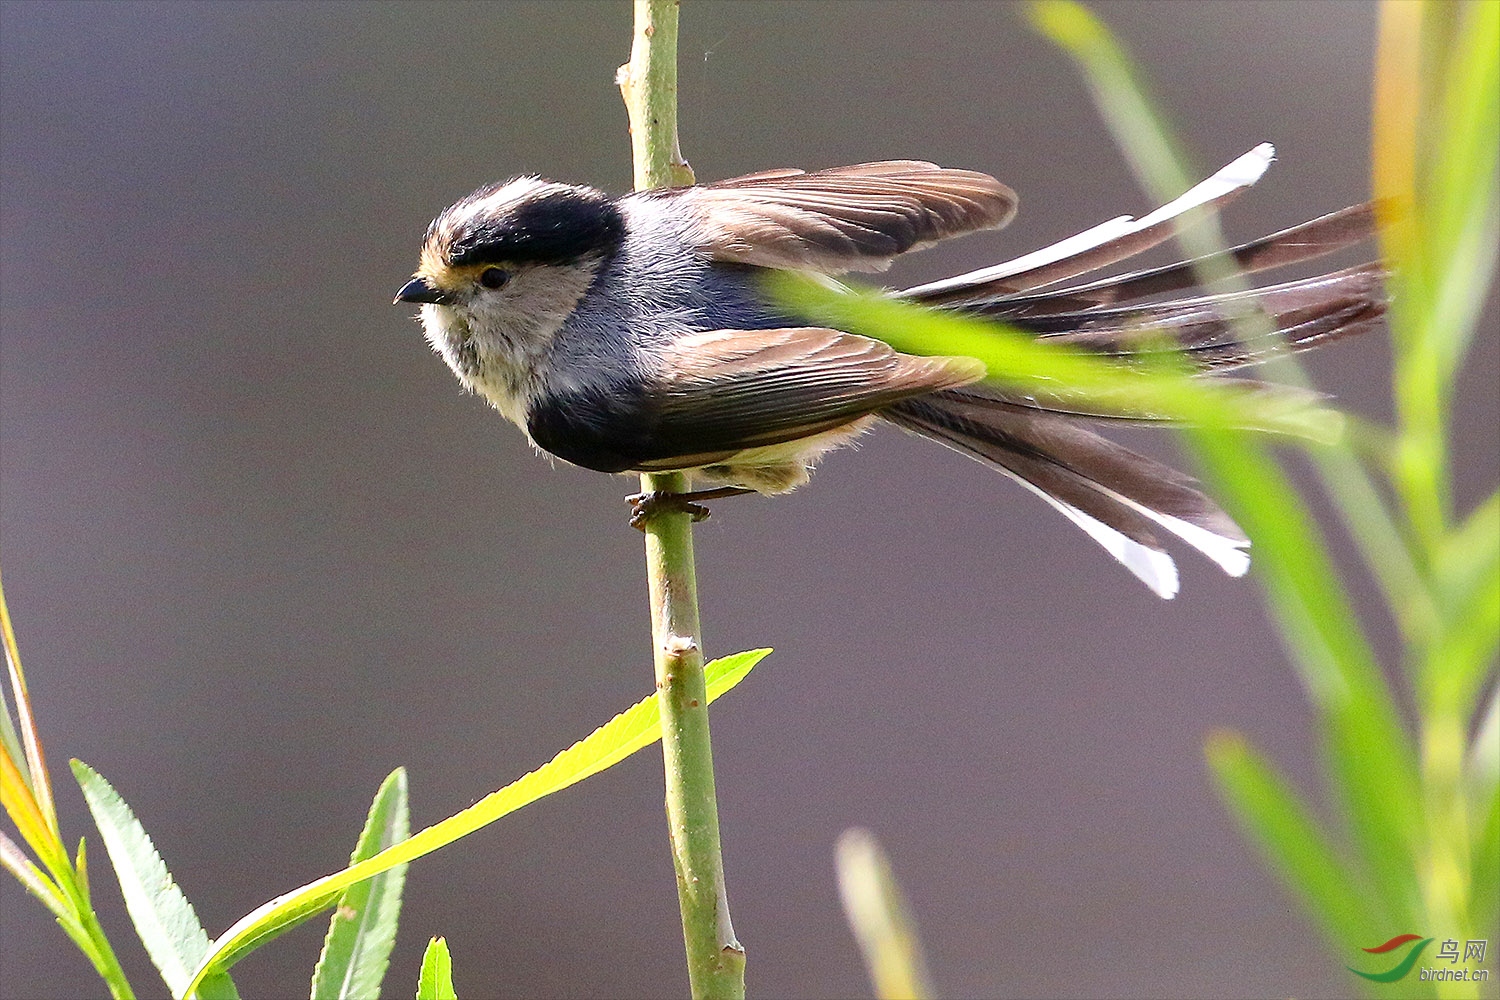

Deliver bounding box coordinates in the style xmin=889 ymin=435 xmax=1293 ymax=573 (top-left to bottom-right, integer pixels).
xmin=478 ymin=267 xmax=510 ymax=290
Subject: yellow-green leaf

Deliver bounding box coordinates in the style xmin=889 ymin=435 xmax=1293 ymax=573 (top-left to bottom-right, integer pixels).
xmin=415 ymin=937 xmax=456 ymax=1000
xmin=183 ymin=648 xmax=769 ymax=997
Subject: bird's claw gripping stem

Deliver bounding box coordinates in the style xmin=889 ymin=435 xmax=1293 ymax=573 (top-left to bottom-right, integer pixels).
xmin=627 ymin=487 xmax=754 ymax=530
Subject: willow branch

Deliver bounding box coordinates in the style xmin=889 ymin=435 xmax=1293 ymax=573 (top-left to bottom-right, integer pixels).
xmin=617 ymin=3 xmax=745 ymax=997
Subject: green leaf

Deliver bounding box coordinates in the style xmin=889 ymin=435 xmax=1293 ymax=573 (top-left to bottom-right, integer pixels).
xmin=1191 ymin=433 xmax=1422 ymax=929
xmin=74 ymin=836 xmax=91 ymax=908
xmin=1374 ymin=2 xmax=1497 ymax=552
xmin=184 ymin=648 xmax=770 ymax=996
xmin=1029 ymin=0 xmax=1427 ymax=929
xmin=1437 ymin=489 xmax=1500 ymax=613
xmin=1305 ymin=435 xmax=1435 ymax=649
xmin=0 ymin=829 xmax=72 ymax=925
xmin=415 ymin=937 xmax=456 ymax=1000
xmin=1470 ymin=755 xmax=1499 ymax=934
xmin=71 ymin=760 xmax=240 ymax=1000
xmin=310 ymin=768 xmax=411 ymax=1000
xmin=0 ymin=667 xmax=30 ymax=793
xmin=1205 ymin=731 xmax=1378 ymax=948
xmin=835 ymin=829 xmax=933 ymax=1000
xmin=1421 ymin=553 xmax=1500 ymax=721
xmin=1426 ymin=0 xmax=1499 ymax=381
xmin=767 ymin=273 xmax=1343 ymax=443
xmin=1426 ymin=490 xmax=1500 ymax=716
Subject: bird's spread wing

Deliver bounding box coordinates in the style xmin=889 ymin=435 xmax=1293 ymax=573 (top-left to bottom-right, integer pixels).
xmin=637 ymin=326 xmax=987 ymax=463
xmin=655 ymin=161 xmax=1018 ymax=274
xmin=525 ymin=327 xmax=985 ymax=474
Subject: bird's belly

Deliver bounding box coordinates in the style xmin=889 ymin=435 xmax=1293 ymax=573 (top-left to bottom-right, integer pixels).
xmin=689 ymin=416 xmax=878 ymax=494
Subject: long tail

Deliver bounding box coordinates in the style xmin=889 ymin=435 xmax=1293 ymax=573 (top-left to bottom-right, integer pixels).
xmin=883 ymin=395 xmax=1246 ymax=599
xmin=886 ymin=145 xmax=1384 ymax=596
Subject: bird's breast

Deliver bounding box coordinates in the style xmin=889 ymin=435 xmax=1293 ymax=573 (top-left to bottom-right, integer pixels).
xmin=418 ymin=303 xmax=537 ymax=427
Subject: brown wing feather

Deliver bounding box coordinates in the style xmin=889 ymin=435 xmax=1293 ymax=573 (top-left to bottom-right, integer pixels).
xmin=645 ymin=326 xmax=986 ymax=457
xmin=673 ymin=161 xmax=1017 ymax=274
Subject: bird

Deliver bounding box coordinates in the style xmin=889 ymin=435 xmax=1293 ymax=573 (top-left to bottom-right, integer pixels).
xmin=394 ymin=143 xmax=1383 ymax=599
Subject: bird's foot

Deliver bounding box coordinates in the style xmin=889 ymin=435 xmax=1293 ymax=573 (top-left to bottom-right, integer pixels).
xmin=627 ymin=487 xmax=755 ymax=530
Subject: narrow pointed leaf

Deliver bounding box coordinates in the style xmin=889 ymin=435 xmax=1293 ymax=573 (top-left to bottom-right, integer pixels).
xmin=0 ymin=829 xmax=72 ymax=923
xmin=1427 ymin=0 xmax=1499 ymax=379
xmin=185 ymin=649 xmax=769 ymax=995
xmin=1 ymin=568 xmax=57 ymax=836
xmin=0 ymin=667 xmax=29 ymax=792
xmin=75 ymin=836 xmax=91 ymax=908
xmin=415 ymin=937 xmax=456 ymax=1000
xmin=1428 ymin=489 xmax=1500 ymax=714
xmin=1029 ymin=0 xmax=1424 ymax=925
xmin=71 ymin=760 xmax=240 ymax=1000
xmin=1193 ymin=433 xmax=1422 ymax=920
xmin=767 ymin=273 xmax=1343 ymax=442
xmin=310 ymin=768 xmax=411 ymax=1000
xmin=1205 ymin=731 xmax=1378 ymax=948
xmin=1470 ymin=764 xmax=1499 ymax=934
xmin=1421 ymin=556 xmax=1500 ymax=719
xmin=2 ymin=748 xmax=69 ymax=880
xmin=836 ymin=829 xmax=934 ymax=1000
xmin=1437 ymin=489 xmax=1500 ymax=613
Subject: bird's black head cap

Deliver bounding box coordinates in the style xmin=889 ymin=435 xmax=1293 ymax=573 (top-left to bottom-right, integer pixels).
xmin=427 ymin=178 xmax=627 ymax=270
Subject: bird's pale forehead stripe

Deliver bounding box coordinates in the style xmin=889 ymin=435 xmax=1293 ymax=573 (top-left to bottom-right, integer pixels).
xmin=440 ymin=177 xmax=556 ymax=235
xmin=419 ymin=176 xmax=627 ymax=277
xmin=418 ymin=178 xmax=549 ymax=282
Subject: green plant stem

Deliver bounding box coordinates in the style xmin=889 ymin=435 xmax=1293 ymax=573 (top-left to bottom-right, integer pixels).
xmin=78 ymin=904 xmax=135 ymax=1000
xmin=641 ymin=472 xmax=744 ymax=998
xmin=2 ymin=572 xmax=135 ymax=998
xmin=618 ymin=0 xmax=695 ymax=190
xmin=619 ymin=3 xmax=745 ymax=997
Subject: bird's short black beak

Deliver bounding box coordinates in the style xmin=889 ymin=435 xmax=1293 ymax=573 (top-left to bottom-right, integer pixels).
xmin=394 ymin=276 xmax=449 ymax=305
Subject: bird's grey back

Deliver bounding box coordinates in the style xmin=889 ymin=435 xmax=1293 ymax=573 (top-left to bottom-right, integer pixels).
xmin=547 ymin=194 xmax=797 ymax=386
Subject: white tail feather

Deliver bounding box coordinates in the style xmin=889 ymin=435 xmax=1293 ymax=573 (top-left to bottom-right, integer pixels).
xmin=993 ymin=465 xmax=1182 ymax=599
xmin=902 ymin=143 xmax=1277 ymax=300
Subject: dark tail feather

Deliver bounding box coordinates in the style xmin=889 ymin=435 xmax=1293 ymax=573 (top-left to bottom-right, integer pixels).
xmin=987 ymin=263 xmax=1388 ymax=373
xmin=885 ymin=147 xmax=1384 ymax=596
xmin=901 ymin=145 xmax=1281 ymax=303
xmin=915 ymin=264 xmax=1386 ymax=426
xmin=883 ymin=393 xmax=1250 ymax=598
xmin=933 ymin=202 xmax=1378 ymax=315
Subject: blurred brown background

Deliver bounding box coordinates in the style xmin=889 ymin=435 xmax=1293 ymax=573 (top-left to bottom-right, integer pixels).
xmin=2 ymin=2 xmax=1495 ymax=998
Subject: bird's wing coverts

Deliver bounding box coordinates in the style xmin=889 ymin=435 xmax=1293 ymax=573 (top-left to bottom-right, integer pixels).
xmin=662 ymin=161 xmax=1017 ymax=273
xmin=638 ymin=326 xmax=987 ymax=461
